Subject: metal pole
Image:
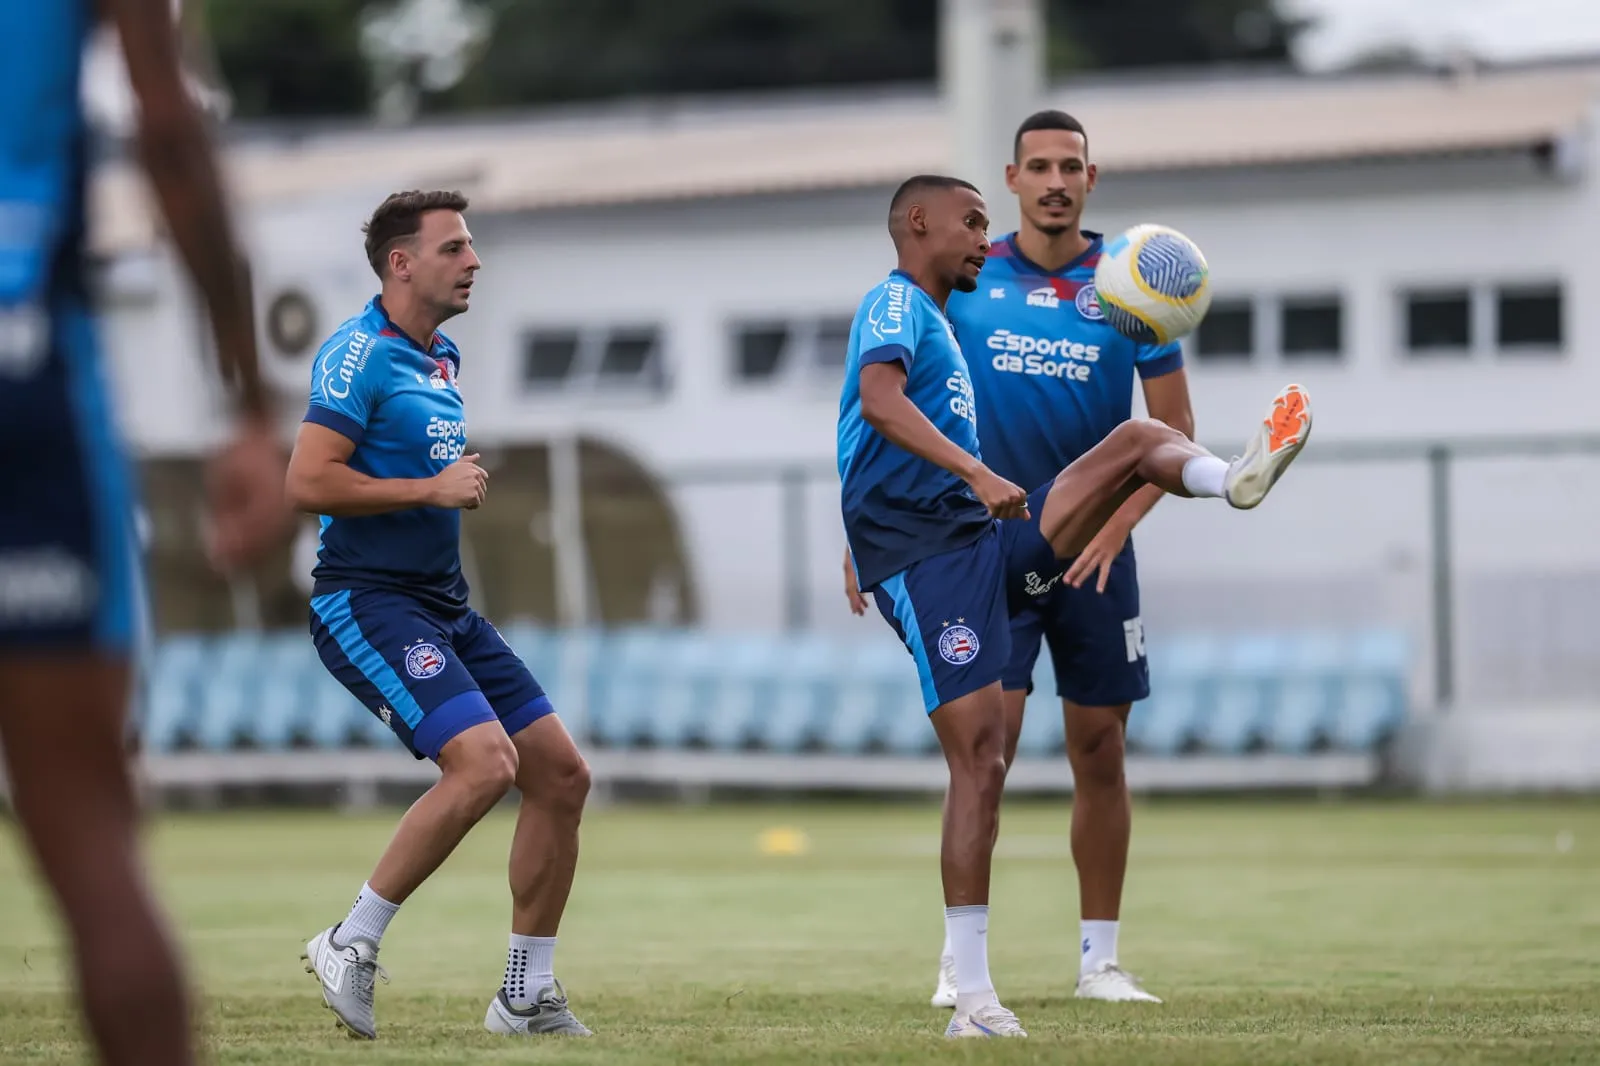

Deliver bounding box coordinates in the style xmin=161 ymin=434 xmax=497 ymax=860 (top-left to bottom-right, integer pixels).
xmin=1428 ymin=445 xmax=1455 ymax=710
xmin=781 ymin=468 xmax=809 ymax=630
xmin=549 ymin=433 xmax=591 ymax=628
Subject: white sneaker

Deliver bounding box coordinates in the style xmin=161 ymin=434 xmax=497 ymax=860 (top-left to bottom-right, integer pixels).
xmin=1076 ymin=961 xmax=1162 ymax=1003
xmin=930 ymin=954 xmax=957 ymax=1009
xmin=484 ymin=981 xmax=593 ymax=1036
xmin=301 ymin=924 xmax=388 ymax=1039
xmin=1224 ymin=383 xmax=1312 ymax=510
xmin=945 ymin=999 xmax=1028 ymax=1038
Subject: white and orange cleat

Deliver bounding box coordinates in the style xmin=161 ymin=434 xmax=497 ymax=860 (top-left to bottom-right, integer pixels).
xmin=1224 ymin=384 xmax=1312 ymax=510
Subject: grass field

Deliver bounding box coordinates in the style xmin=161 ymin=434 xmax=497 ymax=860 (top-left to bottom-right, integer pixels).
xmin=3 ymin=796 xmax=1599 ymax=1064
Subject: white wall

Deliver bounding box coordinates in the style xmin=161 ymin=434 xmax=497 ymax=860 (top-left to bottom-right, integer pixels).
xmin=94 ymin=145 xmax=1600 ymax=707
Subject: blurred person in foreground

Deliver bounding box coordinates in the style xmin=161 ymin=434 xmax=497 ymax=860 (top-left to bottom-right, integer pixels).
xmin=287 ymin=190 xmax=592 ymax=1041
xmin=0 ymin=1 xmax=290 ymax=1065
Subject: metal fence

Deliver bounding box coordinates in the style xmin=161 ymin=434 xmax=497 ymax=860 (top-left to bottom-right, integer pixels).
xmin=661 ymin=435 xmax=1600 ymax=715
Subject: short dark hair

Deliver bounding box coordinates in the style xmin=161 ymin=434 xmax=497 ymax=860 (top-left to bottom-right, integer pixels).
xmin=1013 ymin=110 xmax=1088 ymax=161
xmin=888 ymin=174 xmax=982 ymax=230
xmin=362 ymin=190 xmax=470 ymax=277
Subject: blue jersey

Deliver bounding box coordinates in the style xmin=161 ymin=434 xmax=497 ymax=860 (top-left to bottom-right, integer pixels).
xmin=946 ymin=233 xmax=1183 ymax=493
xmin=303 ymin=297 xmax=471 ymax=611
xmin=0 ymin=0 xmax=90 ymax=307
xmin=837 ymin=271 xmax=992 ymax=592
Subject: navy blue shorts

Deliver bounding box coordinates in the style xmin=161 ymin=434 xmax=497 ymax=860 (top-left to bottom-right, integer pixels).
xmin=0 ymin=298 xmax=137 ymax=651
xmin=310 ymin=588 xmax=554 ymax=761
xmin=870 ymin=524 xmax=1010 ymax=715
xmin=998 ymin=483 xmax=1148 ymax=706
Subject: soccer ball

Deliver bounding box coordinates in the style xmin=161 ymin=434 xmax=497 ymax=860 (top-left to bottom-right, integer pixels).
xmin=1093 ymin=224 xmax=1213 ymax=345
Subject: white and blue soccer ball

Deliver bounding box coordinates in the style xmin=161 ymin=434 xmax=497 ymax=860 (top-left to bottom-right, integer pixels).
xmin=1093 ymin=224 xmax=1213 ymax=345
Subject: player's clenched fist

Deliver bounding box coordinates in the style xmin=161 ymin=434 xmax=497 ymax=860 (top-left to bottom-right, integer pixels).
xmin=428 ymin=452 xmax=488 ymax=509
xmin=967 ymin=466 xmax=1030 ymax=520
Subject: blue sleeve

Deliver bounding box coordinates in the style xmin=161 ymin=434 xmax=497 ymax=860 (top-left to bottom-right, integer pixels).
xmin=1136 ymin=340 xmax=1184 ymax=380
xmin=854 ymin=280 xmax=920 ymax=374
xmin=304 ymin=331 xmax=382 ymax=445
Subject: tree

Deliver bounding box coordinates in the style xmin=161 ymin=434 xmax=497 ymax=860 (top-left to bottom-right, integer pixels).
xmin=203 ymin=0 xmax=371 ymax=117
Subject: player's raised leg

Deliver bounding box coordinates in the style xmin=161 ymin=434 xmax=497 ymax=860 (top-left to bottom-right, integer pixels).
xmin=1036 ymin=384 xmax=1312 ymax=559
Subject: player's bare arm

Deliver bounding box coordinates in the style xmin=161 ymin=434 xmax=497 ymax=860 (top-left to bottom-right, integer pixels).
xmin=1064 ymin=367 xmax=1195 ymax=592
xmin=286 ymin=422 xmax=487 ymax=516
xmin=859 ymin=362 xmax=1029 ymax=519
xmin=105 ymin=0 xmax=265 ymax=420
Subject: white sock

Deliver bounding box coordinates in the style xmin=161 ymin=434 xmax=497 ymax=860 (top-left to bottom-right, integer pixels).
xmin=503 ymin=934 xmax=557 ymax=1008
xmin=1181 ymin=455 xmax=1228 ymax=498
xmin=942 ymin=926 xmax=952 ymax=959
xmin=946 ymin=905 xmax=996 ymax=1011
xmin=339 ymin=882 xmax=399 ymax=947
xmin=1081 ymin=919 xmax=1119 ymax=975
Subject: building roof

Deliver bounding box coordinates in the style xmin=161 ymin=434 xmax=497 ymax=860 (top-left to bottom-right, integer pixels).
xmin=90 ymin=61 xmax=1600 ymax=255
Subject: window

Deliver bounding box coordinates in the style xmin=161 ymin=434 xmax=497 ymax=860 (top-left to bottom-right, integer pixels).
xmin=598 ymin=327 xmax=660 ymax=380
xmin=733 ymin=322 xmax=791 ymax=381
xmin=1194 ymin=299 xmax=1253 ymax=361
xmin=1405 ymin=289 xmax=1471 ymax=353
xmin=522 ymin=330 xmax=580 ymax=384
xmin=1281 ymin=296 xmax=1342 ymax=360
xmin=519 ymin=325 xmax=667 ymax=394
xmin=812 ymin=316 xmax=853 ymax=371
xmin=1497 ymin=285 xmax=1562 ymax=351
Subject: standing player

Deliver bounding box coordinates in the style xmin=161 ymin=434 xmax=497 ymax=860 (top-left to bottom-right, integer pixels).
xmin=842 ymin=176 xmax=1311 ymax=1037
xmin=287 ymin=191 xmax=593 ymax=1040
xmin=0 ymin=3 xmax=290 ymax=1066
xmin=943 ymin=108 xmax=1190 ymax=1006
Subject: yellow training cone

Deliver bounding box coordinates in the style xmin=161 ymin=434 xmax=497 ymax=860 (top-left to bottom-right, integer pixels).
xmin=757 ymin=827 xmax=810 ymax=856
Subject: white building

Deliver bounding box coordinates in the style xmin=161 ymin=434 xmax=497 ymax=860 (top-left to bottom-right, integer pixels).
xmin=86 ymin=52 xmax=1600 ymax=715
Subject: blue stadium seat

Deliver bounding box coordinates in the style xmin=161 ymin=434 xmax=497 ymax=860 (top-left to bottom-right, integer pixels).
xmin=1015 ymin=652 xmax=1064 ymax=757
xmin=1197 ymin=633 xmax=1285 ymax=754
xmin=699 ymin=634 xmax=780 ymax=751
xmin=760 ymin=632 xmax=842 ymax=752
xmin=645 ymin=630 xmax=726 ymax=749
xmin=587 ymin=628 xmax=682 ymax=748
xmin=1262 ymin=630 xmax=1344 ymax=754
xmin=823 ymin=637 xmax=905 ymax=754
xmin=1328 ymin=629 xmax=1409 ymax=751
xmin=251 ymin=632 xmax=319 ymax=749
xmin=193 ymin=631 xmax=265 ymax=750
xmin=139 ymin=633 xmax=210 ymax=752
xmin=1127 ymin=633 xmax=1216 ymax=755
xmin=306 ymin=666 xmax=365 ymax=748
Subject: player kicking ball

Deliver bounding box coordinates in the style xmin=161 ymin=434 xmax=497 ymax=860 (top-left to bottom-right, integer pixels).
xmin=837 ymin=175 xmax=1308 ymax=1039
xmin=286 ymin=191 xmax=592 ymax=1040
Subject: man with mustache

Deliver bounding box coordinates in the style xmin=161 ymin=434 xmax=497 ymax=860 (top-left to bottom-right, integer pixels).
xmin=286 ymin=190 xmax=593 ymax=1041
xmin=936 ymin=109 xmax=1196 ymax=1006
xmin=839 ymin=174 xmax=1310 ymax=1036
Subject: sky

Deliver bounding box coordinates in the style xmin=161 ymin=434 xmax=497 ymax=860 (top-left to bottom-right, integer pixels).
xmin=1285 ymin=0 xmax=1600 ymax=71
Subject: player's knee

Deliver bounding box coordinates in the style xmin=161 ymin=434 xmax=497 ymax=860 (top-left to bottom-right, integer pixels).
xmin=1111 ymin=417 xmax=1177 ymax=454
xmin=441 ymin=729 xmax=519 ymax=813
xmin=546 ymin=752 xmax=591 ymax=817
xmin=1067 ymin=717 xmax=1127 ymax=790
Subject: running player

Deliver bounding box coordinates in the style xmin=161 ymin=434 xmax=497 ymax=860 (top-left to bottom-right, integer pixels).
xmin=840 ymin=175 xmax=1310 ymax=1037
xmin=0 ymin=3 xmax=290 ymax=1066
xmin=942 ymin=108 xmax=1189 ymax=1006
xmin=287 ymin=191 xmax=592 ymax=1040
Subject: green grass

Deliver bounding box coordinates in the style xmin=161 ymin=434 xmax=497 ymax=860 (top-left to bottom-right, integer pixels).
xmin=3 ymin=797 xmax=1600 ymax=1064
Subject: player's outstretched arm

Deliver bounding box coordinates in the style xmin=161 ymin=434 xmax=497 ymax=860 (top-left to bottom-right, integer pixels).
xmin=106 ymin=0 xmax=265 ymax=421
xmin=859 ymin=362 xmax=1028 ymax=519
xmin=286 ymin=423 xmax=486 ymax=516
